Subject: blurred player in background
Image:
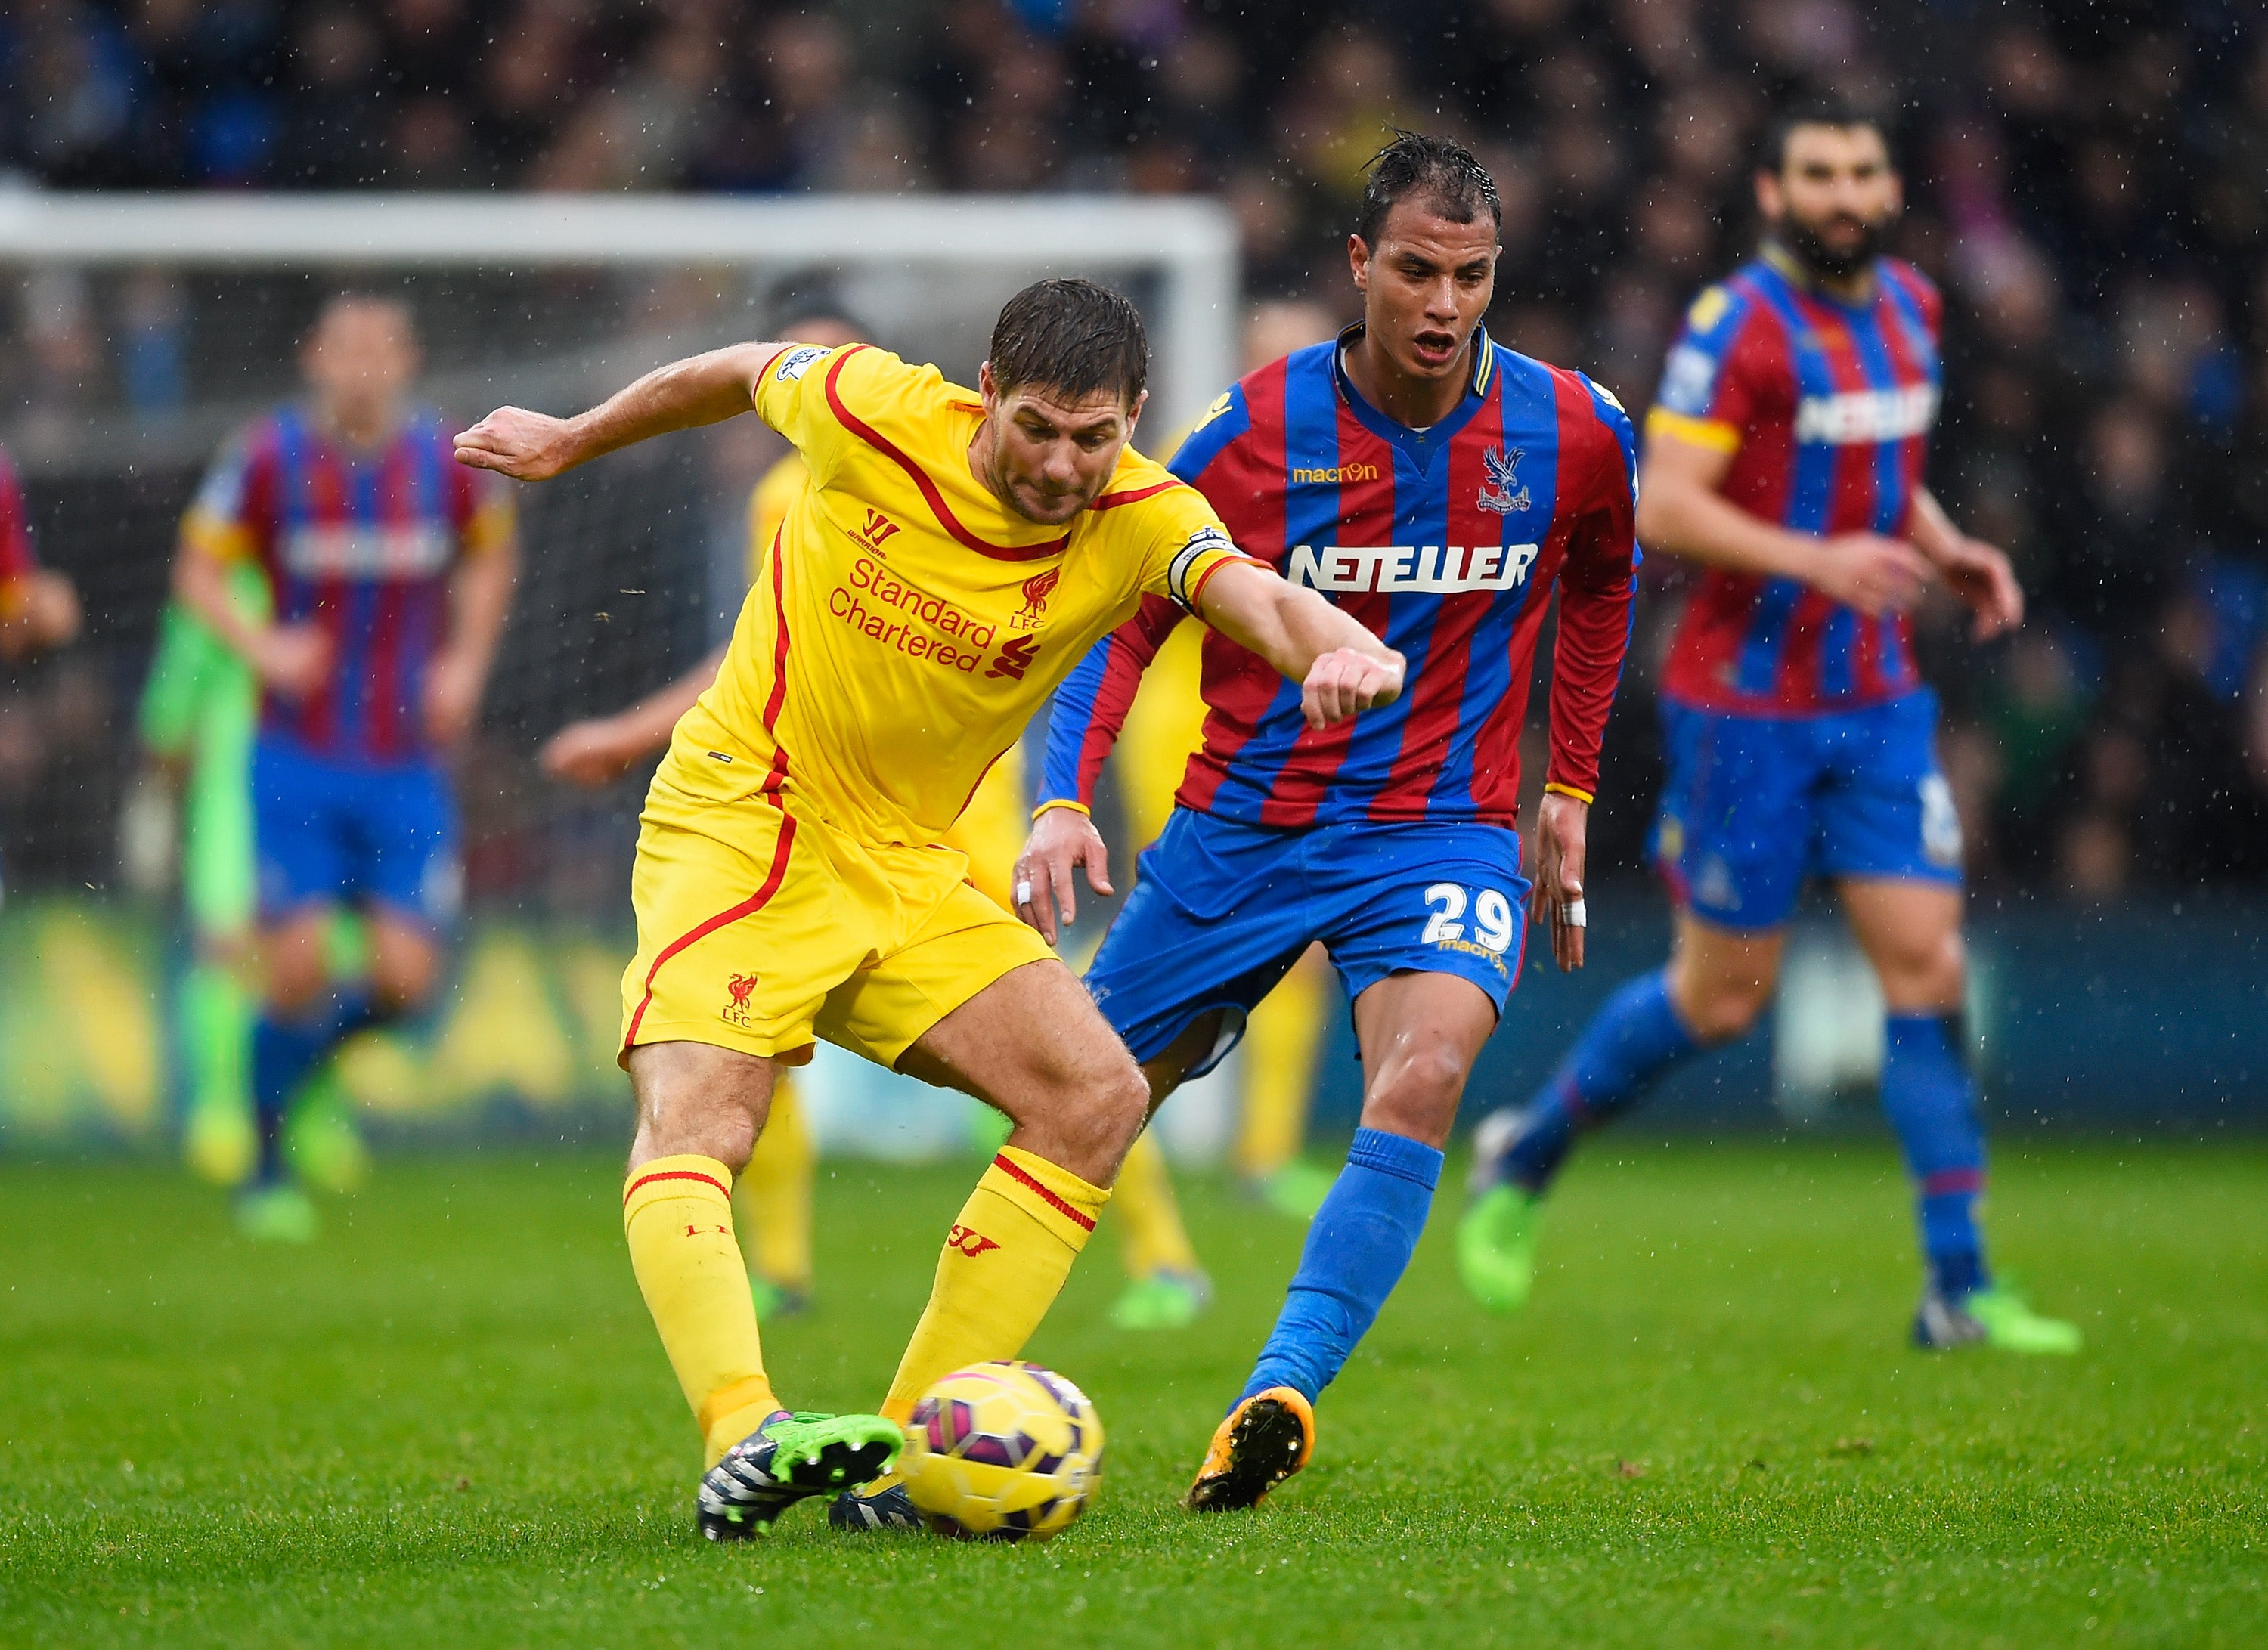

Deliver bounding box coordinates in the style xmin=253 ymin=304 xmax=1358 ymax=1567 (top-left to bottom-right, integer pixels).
xmin=1460 ymin=104 xmax=2080 ymax=1356
xmin=1095 ymin=295 xmax=1346 ymax=1336
xmin=457 ymin=277 xmax=1400 ymax=1539
xmin=135 ymin=552 xmax=369 ymax=1191
xmin=1018 ymin=135 xmax=1638 ymax=1512
xmin=0 ymin=441 xmax=82 ymax=910
xmin=173 ymin=293 xmax=517 ymax=1241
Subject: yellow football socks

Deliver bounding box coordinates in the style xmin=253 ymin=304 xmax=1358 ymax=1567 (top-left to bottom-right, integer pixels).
xmin=1113 ymin=1128 xmax=1200 ymax=1278
xmin=736 ymin=1076 xmax=814 ymax=1295
xmin=880 ymin=1144 xmax=1108 ymax=1422
xmin=1234 ymin=949 xmax=1329 ymax=1181
xmin=623 ymin=1154 xmax=779 ymax=1469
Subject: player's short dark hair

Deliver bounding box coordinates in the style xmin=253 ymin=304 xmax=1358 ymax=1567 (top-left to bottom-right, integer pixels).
xmin=1355 ymin=130 xmax=1501 ymax=247
xmin=768 ymin=275 xmax=869 ymax=341
xmin=987 ymin=277 xmax=1148 ymax=408
xmin=1761 ymin=98 xmax=1894 ymax=175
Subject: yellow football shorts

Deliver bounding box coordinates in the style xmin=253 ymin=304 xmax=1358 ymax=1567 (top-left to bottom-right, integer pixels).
xmin=620 ymin=754 xmax=1054 ymax=1070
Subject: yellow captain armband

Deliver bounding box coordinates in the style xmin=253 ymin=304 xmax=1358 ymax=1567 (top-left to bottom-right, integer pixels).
xmin=1031 ymin=799 xmax=1090 ymax=822
xmin=1543 ymin=782 xmax=1594 ymax=805
xmin=1644 ymin=407 xmax=1742 ymax=454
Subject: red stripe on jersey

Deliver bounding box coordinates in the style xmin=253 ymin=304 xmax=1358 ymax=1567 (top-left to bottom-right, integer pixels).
xmin=365 ymin=577 xmax=407 ymax=760
xmin=1368 ymin=384 xmax=1507 ymax=818
xmin=1091 ymin=480 xmax=1180 ymax=510
xmin=1470 ymin=368 xmax=1586 ymax=794
xmin=1711 ymin=302 xmax=1797 ymax=529
xmin=823 ymin=345 xmax=1068 ymax=563
xmin=759 ymin=525 xmax=792 ymax=804
xmin=621 ymin=813 xmax=800 ymax=1054
xmin=1254 ymin=395 xmax=1393 ymax=828
xmin=1795 ymin=286 xmax=1882 ymax=539
xmin=1178 ymin=360 xmax=1290 ymax=814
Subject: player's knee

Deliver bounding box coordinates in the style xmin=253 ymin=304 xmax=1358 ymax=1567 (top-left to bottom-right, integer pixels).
xmin=1362 ymin=1042 xmax=1467 ymax=1140
xmin=1680 ymin=981 xmax=1770 ymax=1043
xmin=1879 ymin=931 xmax=1966 ymax=1014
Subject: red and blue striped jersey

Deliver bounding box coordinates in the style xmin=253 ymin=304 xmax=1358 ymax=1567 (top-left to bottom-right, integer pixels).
xmin=1648 ymin=250 xmax=1943 ymax=714
xmin=0 ymin=445 xmax=42 ymax=611
xmin=183 ymin=405 xmax=512 ymax=763
xmin=1040 ymin=329 xmax=1639 ymax=830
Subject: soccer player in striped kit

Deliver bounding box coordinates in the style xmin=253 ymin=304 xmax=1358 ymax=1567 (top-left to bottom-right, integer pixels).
xmin=1013 ymin=134 xmax=1640 ymax=1512
xmin=174 ymin=293 xmax=517 ymax=1240
xmin=1460 ymin=104 xmax=2079 ymax=1355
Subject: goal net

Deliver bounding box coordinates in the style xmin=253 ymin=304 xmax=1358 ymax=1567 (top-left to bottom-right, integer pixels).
xmin=0 ymin=192 xmax=1238 ymax=1154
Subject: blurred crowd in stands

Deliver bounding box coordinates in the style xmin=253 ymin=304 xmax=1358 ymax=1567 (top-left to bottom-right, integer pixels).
xmin=2 ymin=0 xmax=2266 ymax=900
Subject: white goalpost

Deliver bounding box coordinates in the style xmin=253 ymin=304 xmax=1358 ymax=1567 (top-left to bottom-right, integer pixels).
xmin=0 ymin=191 xmax=1240 ymax=435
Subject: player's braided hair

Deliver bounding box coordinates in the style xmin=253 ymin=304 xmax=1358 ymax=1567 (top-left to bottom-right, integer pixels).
xmin=988 ymin=277 xmax=1148 ymax=408
xmin=1355 ymin=130 xmax=1501 ymax=246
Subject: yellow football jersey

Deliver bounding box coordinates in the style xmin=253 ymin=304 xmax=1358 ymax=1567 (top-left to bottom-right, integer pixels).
xmin=745 ymin=447 xmax=1027 ymax=898
xmin=678 ymin=342 xmax=1251 ymax=847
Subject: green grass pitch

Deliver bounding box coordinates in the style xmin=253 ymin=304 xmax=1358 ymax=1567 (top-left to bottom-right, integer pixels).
xmin=2 ymin=1141 xmax=2261 ymax=1646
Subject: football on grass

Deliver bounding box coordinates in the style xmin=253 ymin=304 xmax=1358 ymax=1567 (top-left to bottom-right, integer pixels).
xmin=900 ymin=1360 xmax=1105 ymax=1540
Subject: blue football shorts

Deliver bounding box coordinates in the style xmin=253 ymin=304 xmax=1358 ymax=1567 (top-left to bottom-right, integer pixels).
xmin=252 ymin=732 xmax=461 ymax=929
xmin=1650 ymin=686 xmax=1963 ymax=932
xmin=1084 ymin=807 xmax=1531 ymax=1079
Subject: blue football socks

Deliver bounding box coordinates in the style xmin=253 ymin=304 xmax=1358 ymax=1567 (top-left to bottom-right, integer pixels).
xmin=1881 ymin=1013 xmax=1991 ymax=1300
xmin=1240 ymin=1127 xmax=1443 ymax=1406
xmin=249 ymin=989 xmax=377 ymax=1185
xmin=1501 ymin=970 xmax=1703 ymax=1193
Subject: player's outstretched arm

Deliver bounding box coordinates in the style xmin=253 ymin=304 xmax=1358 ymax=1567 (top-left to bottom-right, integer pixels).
xmin=454 ymin=342 xmax=795 ymax=482
xmin=542 ymin=645 xmax=727 ymax=787
xmin=1192 ymin=561 xmax=1404 ymax=729
xmin=1907 ymin=487 xmax=2023 ymax=641
xmin=1637 ymin=430 xmax=1929 ymax=618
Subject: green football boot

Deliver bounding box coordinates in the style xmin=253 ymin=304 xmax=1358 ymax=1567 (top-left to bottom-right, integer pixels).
xmin=698 ymin=1410 xmax=903 ymax=1540
xmin=1914 ymin=1281 xmax=2081 ymax=1354
xmin=287 ymin=1071 xmax=370 ymax=1195
xmin=748 ymin=1274 xmax=811 ymax=1319
xmin=1109 ymin=1267 xmax=1213 ymax=1330
xmin=1255 ymin=1160 xmax=1336 ymax=1221
xmin=235 ymin=1181 xmax=318 ymax=1244
xmin=1458 ymin=1182 xmax=1541 ymax=1311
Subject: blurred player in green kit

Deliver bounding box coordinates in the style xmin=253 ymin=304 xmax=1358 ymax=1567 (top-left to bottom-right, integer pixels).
xmin=138 ymin=565 xmax=370 ymax=1192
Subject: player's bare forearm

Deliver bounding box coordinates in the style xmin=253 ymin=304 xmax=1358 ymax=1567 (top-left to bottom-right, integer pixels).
xmin=1635 ymin=440 xmax=1823 ymax=582
xmin=543 ymin=644 xmax=727 ymax=784
xmin=1195 ymin=561 xmax=1403 ymax=724
xmin=443 ymin=537 xmax=519 ymax=695
xmin=1908 ymin=487 xmax=2022 ymax=639
xmin=1638 ymin=433 xmax=1928 ymax=618
xmin=173 ymin=546 xmax=265 ymax=660
xmin=456 ymin=342 xmax=792 ymax=482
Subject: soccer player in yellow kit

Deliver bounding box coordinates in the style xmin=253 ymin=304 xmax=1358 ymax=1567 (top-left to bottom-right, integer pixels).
xmin=544 ymin=305 xmax=1205 ymax=1327
xmin=457 ymin=278 xmax=1404 ymax=1539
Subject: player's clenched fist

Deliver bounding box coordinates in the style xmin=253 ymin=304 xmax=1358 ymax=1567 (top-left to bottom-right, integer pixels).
xmin=1300 ymin=645 xmax=1405 ymax=729
xmin=455 ymin=407 xmax=581 ymax=481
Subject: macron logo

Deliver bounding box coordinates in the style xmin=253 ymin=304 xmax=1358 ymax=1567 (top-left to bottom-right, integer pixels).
xmin=1285 ymin=543 xmax=1540 ymax=595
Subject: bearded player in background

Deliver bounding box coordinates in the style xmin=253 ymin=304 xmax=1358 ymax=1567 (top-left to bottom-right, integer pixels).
xmin=1459 ymin=103 xmax=2079 ymax=1357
